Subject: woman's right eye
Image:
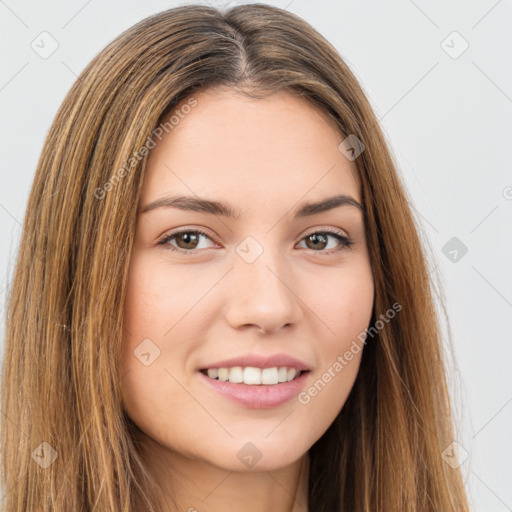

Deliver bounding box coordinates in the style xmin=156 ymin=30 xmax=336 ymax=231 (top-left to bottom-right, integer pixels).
xmin=157 ymin=229 xmax=215 ymax=254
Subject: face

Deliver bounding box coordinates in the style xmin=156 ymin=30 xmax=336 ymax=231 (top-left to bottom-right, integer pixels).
xmin=120 ymin=88 xmax=374 ymax=472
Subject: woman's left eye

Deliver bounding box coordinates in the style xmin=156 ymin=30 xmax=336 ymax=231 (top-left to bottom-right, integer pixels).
xmin=157 ymin=228 xmax=353 ymax=254
xmin=297 ymin=230 xmax=354 ymax=252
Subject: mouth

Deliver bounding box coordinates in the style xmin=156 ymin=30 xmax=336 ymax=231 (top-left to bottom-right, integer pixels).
xmin=198 ymin=366 xmax=311 ymax=409
xmin=199 ymin=366 xmax=309 ymax=385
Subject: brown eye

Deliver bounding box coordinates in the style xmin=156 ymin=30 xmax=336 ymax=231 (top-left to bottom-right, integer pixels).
xmin=298 ymin=230 xmax=353 ymax=253
xmin=174 ymin=232 xmax=201 ymax=250
xmin=157 ymin=229 xmax=214 ymax=253
xmin=157 ymin=228 xmax=353 ymax=255
xmin=304 ymin=233 xmax=329 ymax=250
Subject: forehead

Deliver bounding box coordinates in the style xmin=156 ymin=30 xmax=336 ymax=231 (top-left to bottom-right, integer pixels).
xmin=141 ymin=88 xmax=361 ymax=211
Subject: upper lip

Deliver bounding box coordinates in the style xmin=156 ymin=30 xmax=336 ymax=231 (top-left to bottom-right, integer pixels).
xmin=200 ymin=353 xmax=311 ymax=371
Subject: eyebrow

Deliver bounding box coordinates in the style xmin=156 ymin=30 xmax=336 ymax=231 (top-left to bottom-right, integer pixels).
xmin=141 ymin=193 xmax=363 ymax=218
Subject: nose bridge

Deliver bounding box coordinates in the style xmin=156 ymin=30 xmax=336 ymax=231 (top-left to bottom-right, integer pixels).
xmin=225 ymin=234 xmax=301 ymax=332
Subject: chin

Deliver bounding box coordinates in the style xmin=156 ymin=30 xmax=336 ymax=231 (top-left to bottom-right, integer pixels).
xmin=202 ymin=436 xmax=308 ymax=472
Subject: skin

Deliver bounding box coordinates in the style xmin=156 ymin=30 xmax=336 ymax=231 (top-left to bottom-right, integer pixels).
xmin=120 ymin=87 xmax=375 ymax=512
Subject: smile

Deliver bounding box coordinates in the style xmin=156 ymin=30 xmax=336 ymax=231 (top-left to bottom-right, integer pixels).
xmin=200 ymin=366 xmax=305 ymax=385
xmin=198 ymin=367 xmax=311 ymax=409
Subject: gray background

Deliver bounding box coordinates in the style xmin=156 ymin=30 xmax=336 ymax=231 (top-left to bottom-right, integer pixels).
xmin=1 ymin=1 xmax=511 ymax=510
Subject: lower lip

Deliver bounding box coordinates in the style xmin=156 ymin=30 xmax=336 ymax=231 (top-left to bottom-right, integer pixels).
xmin=198 ymin=371 xmax=310 ymax=409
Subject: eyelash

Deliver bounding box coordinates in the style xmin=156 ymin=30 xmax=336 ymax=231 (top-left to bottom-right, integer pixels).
xmin=156 ymin=227 xmax=354 ymax=255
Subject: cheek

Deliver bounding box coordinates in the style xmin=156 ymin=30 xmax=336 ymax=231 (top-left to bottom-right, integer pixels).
xmin=123 ymin=258 xmax=167 ymax=337
xmin=123 ymin=252 xmax=221 ymax=340
xmin=121 ymin=259 xmax=171 ymax=412
xmin=120 ymin=255 xmax=206 ymax=430
xmin=310 ymin=261 xmax=374 ymax=347
xmin=296 ymin=263 xmax=373 ymax=418
xmin=122 ymin=253 xmax=192 ymax=353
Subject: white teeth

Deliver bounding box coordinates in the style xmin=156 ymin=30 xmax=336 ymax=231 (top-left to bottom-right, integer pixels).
xmin=218 ymin=368 xmax=229 ymax=381
xmin=261 ymin=368 xmax=279 ymax=385
xmin=243 ymin=367 xmax=261 ymax=385
xmin=229 ymin=366 xmax=243 ymax=383
xmin=204 ymin=366 xmax=303 ymax=385
xmin=207 ymin=368 xmax=218 ymax=379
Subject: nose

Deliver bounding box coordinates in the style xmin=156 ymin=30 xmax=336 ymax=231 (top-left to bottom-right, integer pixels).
xmin=223 ymin=244 xmax=302 ymax=335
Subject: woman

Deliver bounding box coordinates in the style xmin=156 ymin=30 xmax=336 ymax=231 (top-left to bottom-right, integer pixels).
xmin=1 ymin=4 xmax=470 ymax=511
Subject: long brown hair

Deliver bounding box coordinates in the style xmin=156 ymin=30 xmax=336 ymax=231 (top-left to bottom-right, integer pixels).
xmin=1 ymin=4 xmax=470 ymax=511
